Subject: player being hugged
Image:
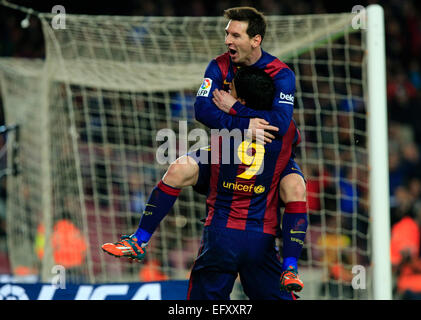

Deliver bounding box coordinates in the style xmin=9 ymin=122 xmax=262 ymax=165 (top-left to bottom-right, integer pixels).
xmin=188 ymin=66 xmax=304 ymax=300
xmin=102 ymin=7 xmax=308 ymax=299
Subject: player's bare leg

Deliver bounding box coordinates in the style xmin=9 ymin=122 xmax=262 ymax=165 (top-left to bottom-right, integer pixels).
xmin=162 ymin=155 xmax=200 ymax=188
xmin=279 ymin=173 xmax=306 ymax=203
xmin=102 ymin=155 xmax=199 ymax=261
xmin=279 ymin=173 xmax=307 ymax=293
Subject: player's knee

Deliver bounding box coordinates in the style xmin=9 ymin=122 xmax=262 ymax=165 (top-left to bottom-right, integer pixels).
xmin=280 ymin=174 xmax=306 ymax=203
xmin=163 ymin=156 xmax=198 ymax=188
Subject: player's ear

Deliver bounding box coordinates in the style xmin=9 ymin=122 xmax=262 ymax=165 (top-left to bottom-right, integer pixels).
xmin=251 ymin=34 xmax=262 ymax=48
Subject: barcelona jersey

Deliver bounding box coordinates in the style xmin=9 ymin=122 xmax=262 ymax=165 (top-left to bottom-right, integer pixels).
xmin=201 ymin=120 xmax=300 ymax=236
xmin=192 ymin=49 xmax=301 ymax=237
xmin=194 ymin=49 xmax=296 ymax=136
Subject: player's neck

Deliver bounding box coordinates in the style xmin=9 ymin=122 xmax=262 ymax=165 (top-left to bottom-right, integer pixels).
xmin=243 ymin=47 xmax=262 ymax=66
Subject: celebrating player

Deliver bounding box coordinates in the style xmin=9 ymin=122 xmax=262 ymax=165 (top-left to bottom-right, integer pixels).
xmin=102 ymin=6 xmax=307 ymax=296
xmin=187 ymin=65 xmax=304 ymax=300
xmin=206 ymin=7 xmax=307 ymax=294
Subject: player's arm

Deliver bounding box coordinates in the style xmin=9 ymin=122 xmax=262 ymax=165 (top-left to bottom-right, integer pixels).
xmin=194 ymin=60 xmax=250 ymax=131
xmin=213 ymin=68 xmax=296 ymax=136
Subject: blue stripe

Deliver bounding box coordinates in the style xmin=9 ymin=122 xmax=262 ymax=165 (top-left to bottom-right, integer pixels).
xmin=209 ymin=137 xmax=239 ymax=228
xmin=246 ymin=139 xmax=283 ymax=233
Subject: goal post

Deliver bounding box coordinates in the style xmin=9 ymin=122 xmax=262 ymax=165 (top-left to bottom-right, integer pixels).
xmin=366 ymin=4 xmax=392 ymax=300
xmin=0 ymin=4 xmax=391 ymax=299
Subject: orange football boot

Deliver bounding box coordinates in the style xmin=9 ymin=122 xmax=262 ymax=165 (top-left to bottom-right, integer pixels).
xmin=102 ymin=235 xmax=146 ymax=262
xmin=280 ymin=266 xmax=304 ymax=292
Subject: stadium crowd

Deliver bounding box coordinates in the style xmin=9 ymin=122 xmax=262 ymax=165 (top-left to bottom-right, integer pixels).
xmin=0 ymin=0 xmax=420 ymax=299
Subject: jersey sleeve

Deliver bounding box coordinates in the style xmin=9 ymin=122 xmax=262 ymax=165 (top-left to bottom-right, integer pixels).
xmin=194 ymin=60 xmax=250 ymax=131
xmin=229 ymin=68 xmax=296 ymax=136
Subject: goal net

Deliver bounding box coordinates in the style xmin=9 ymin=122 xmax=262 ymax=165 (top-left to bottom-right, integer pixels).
xmin=0 ymin=9 xmax=383 ymax=299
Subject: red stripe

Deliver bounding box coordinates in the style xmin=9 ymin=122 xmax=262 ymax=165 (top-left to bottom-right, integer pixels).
xmin=263 ymin=184 xmax=280 ymax=235
xmin=157 ymin=180 xmax=181 ymax=196
xmin=295 ymin=128 xmax=301 ymax=146
xmin=265 ymin=58 xmax=290 ymax=78
xmin=263 ymin=121 xmax=297 ymax=234
xmin=204 ymin=135 xmax=222 ymax=227
xmin=285 ymin=201 xmax=307 ymax=214
xmin=215 ymin=52 xmax=231 ymax=81
xmin=226 ymin=164 xmax=257 ymax=231
xmin=186 ymin=275 xmax=193 ymax=300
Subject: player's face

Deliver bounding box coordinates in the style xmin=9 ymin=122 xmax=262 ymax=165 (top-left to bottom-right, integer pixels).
xmin=225 ymin=20 xmax=261 ymax=66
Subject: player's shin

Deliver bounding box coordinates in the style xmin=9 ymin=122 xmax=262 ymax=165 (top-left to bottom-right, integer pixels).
xmin=280 ymin=201 xmax=308 ymax=292
xmin=281 ymin=201 xmax=308 ymax=270
xmin=134 ymin=180 xmax=181 ymax=243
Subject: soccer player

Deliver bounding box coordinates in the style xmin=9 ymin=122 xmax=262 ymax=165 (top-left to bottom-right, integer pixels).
xmin=102 ymin=6 xmax=307 ymax=295
xmin=187 ymin=65 xmax=304 ymax=300
xmin=194 ymin=7 xmax=308 ymax=294
xmin=206 ymin=7 xmax=307 ymax=294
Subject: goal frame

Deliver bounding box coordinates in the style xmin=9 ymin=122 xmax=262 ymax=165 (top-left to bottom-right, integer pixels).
xmin=367 ymin=4 xmax=392 ymax=300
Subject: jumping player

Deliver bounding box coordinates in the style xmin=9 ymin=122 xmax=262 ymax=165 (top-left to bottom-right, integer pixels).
xmin=102 ymin=7 xmax=308 ymax=296
xmin=187 ymin=66 xmax=304 ymax=299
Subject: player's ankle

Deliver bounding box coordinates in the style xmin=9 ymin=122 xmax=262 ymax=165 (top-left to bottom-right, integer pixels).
xmin=282 ymin=257 xmax=298 ymax=271
xmin=133 ymin=228 xmax=152 ymax=244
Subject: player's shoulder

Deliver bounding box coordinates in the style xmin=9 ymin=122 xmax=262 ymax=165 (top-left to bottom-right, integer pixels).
xmin=213 ymin=52 xmax=231 ymax=79
xmin=214 ymin=51 xmax=231 ymax=64
xmin=203 ymin=52 xmax=229 ymax=79
xmin=261 ymin=50 xmax=294 ymax=78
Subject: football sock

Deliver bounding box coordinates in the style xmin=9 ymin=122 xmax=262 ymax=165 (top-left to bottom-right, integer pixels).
xmin=283 ymin=257 xmax=298 ymax=271
xmin=282 ymin=201 xmax=308 ymax=271
xmin=134 ymin=180 xmax=181 ymax=243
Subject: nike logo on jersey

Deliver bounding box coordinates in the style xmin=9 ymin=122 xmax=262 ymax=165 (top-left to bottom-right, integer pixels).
xmin=290 ymin=229 xmax=306 ymax=234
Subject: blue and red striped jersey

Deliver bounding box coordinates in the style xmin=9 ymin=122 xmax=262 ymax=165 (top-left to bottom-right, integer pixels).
xmin=204 ymin=119 xmax=299 ymax=236
xmin=195 ymin=49 xmax=299 ymax=236
xmin=194 ymin=49 xmax=296 ymax=136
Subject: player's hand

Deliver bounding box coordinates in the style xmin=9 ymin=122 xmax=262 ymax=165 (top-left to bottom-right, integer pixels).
xmin=247 ymin=118 xmax=279 ymax=144
xmin=212 ymin=89 xmax=236 ymax=113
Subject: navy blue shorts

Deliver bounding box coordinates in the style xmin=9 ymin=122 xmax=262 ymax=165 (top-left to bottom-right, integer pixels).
xmin=186 ymin=146 xmax=305 ymax=196
xmin=279 ymin=157 xmax=306 ymax=182
xmin=187 ymin=226 xmax=297 ymax=300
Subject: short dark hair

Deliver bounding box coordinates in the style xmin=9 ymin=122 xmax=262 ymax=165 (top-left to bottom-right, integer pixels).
xmin=224 ymin=7 xmax=266 ymax=41
xmin=233 ymin=66 xmax=274 ymax=111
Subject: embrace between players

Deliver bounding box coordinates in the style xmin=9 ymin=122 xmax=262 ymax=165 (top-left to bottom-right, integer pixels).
xmin=102 ymin=7 xmax=308 ymax=300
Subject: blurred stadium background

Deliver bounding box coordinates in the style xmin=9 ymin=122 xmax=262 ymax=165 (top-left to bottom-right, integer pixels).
xmin=0 ymin=0 xmax=420 ymax=300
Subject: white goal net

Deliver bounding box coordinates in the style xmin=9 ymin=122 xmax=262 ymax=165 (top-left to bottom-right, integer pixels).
xmin=0 ymin=10 xmax=377 ymax=299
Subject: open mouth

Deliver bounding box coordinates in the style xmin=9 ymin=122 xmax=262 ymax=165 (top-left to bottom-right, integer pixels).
xmin=228 ymin=48 xmax=237 ymax=56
